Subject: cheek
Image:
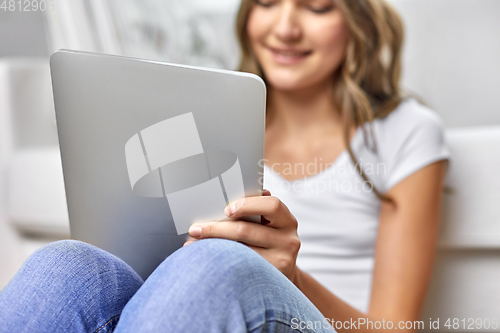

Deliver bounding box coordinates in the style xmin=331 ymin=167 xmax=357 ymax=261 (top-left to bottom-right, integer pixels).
xmin=311 ymin=20 xmax=350 ymax=64
xmin=246 ymin=9 xmax=268 ymax=47
xmin=246 ymin=11 xmax=258 ymax=43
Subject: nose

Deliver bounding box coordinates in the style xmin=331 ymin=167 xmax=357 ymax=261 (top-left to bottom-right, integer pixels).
xmin=273 ymin=2 xmax=302 ymax=42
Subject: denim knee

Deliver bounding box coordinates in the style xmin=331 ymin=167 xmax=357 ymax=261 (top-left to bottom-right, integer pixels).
xmin=167 ymin=238 xmax=287 ymax=289
xmin=172 ymin=240 xmax=329 ymax=332
xmin=26 ymin=240 xmax=130 ymax=277
xmin=27 ymin=239 xmax=103 ymax=267
xmin=20 ymin=239 xmax=143 ymax=296
xmin=0 ymin=240 xmax=144 ymax=333
xmin=22 ymin=239 xmax=97 ymax=277
xmin=116 ymin=239 xmax=307 ymax=333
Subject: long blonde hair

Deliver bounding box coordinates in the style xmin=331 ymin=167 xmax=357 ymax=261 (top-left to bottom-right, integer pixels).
xmin=236 ymin=0 xmax=405 ymax=201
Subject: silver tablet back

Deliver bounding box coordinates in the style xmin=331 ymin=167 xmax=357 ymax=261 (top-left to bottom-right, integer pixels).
xmin=50 ymin=50 xmax=266 ymax=279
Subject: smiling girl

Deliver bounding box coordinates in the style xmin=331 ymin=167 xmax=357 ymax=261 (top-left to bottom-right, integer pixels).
xmin=185 ymin=0 xmax=450 ymax=330
xmin=0 ymin=0 xmax=449 ymax=332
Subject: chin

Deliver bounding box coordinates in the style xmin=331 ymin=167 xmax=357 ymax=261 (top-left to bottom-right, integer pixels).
xmin=264 ymin=72 xmax=305 ymax=91
xmin=268 ymin=82 xmax=303 ymax=92
xmin=265 ymin=75 xmax=319 ymax=93
xmin=262 ymin=65 xmax=332 ymax=93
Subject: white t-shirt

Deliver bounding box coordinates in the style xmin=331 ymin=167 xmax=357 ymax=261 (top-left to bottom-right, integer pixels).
xmin=263 ymin=98 xmax=451 ymax=312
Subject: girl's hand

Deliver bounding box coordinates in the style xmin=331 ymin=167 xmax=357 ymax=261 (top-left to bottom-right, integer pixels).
xmin=183 ymin=190 xmax=301 ymax=284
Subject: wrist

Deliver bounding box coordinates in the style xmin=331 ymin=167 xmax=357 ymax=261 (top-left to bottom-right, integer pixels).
xmin=291 ymin=266 xmax=303 ymax=290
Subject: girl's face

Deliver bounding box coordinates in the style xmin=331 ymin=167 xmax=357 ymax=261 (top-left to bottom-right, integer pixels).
xmin=247 ymin=0 xmax=350 ymax=92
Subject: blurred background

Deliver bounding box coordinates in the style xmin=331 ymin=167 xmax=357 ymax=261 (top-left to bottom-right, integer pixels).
xmin=0 ymin=0 xmax=499 ymax=331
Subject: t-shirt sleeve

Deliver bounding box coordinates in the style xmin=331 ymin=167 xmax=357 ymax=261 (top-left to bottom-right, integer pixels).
xmin=382 ymin=102 xmax=451 ymax=193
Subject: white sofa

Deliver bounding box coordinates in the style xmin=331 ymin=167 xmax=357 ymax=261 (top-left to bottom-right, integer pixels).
xmin=422 ymin=127 xmax=500 ymax=330
xmin=0 ymin=58 xmax=499 ymax=331
xmin=0 ymin=58 xmax=68 ymax=289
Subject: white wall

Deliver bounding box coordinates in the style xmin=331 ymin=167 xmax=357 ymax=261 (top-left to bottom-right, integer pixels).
xmin=2 ymin=0 xmax=500 ymax=129
xmin=187 ymin=0 xmax=240 ymax=13
xmin=0 ymin=10 xmax=49 ymax=57
xmin=203 ymin=0 xmax=500 ymax=128
xmin=390 ymin=0 xmax=500 ymax=128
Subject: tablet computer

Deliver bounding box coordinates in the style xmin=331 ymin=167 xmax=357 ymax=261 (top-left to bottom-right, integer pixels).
xmin=50 ymin=50 xmax=266 ymax=279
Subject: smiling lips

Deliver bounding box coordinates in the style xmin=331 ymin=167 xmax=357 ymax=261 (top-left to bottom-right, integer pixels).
xmin=267 ymin=45 xmax=313 ymax=65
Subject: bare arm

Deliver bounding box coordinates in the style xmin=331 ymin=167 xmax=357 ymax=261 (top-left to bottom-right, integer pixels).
xmin=294 ymin=160 xmax=448 ymax=332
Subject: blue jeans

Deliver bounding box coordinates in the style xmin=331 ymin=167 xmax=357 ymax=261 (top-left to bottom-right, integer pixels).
xmin=0 ymin=238 xmax=335 ymax=332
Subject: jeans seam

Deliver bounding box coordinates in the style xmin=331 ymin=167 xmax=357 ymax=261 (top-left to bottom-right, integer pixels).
xmin=94 ymin=314 xmax=120 ymax=333
xmin=250 ymin=318 xmax=307 ymax=333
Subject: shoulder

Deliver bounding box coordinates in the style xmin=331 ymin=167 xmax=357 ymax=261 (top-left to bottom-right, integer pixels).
xmin=370 ymin=98 xmax=450 ymax=192
xmin=374 ymin=98 xmax=446 ymax=144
